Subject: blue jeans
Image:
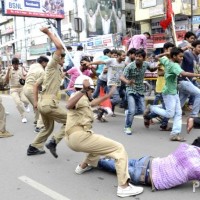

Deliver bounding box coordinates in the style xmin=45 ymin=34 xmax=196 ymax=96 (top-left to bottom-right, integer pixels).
xmin=63 ymin=77 xmax=70 ymax=89
xmin=151 ymin=93 xmax=169 ymax=128
xmin=98 ymin=156 xmax=151 ymax=185
xmin=179 ymin=80 xmax=200 ymax=117
xmin=150 ymin=94 xmax=182 ymax=135
xmin=108 ymin=86 xmax=121 ymax=107
xmin=66 ymin=90 xmax=75 ymax=96
xmin=125 ymin=93 xmax=144 ymax=128
xmin=93 ymin=78 xmax=108 ymax=98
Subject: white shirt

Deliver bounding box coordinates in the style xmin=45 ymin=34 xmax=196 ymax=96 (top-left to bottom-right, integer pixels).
xmin=104 ymin=58 xmax=125 ymax=86
xmin=102 ymin=18 xmax=111 ymax=35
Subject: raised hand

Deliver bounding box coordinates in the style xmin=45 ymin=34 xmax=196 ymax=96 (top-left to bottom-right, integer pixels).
xmin=40 ymin=26 xmax=49 ymax=34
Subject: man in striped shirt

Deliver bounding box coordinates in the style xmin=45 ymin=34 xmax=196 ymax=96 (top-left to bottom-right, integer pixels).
xmin=98 ymin=137 xmax=200 ymax=191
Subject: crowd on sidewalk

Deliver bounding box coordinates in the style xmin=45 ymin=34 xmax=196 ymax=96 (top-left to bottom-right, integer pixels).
xmin=0 ymin=27 xmax=200 ymax=198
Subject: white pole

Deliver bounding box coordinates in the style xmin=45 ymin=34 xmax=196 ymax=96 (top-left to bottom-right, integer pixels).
xmin=171 ymin=14 xmax=178 ymax=47
xmin=50 ymin=24 xmax=83 ymax=75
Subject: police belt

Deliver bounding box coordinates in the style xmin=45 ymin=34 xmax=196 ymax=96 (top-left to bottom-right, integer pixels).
xmin=66 ymin=125 xmax=92 ymax=136
xmin=10 ymin=86 xmax=22 ymax=89
xmin=41 ymin=94 xmax=58 ymax=100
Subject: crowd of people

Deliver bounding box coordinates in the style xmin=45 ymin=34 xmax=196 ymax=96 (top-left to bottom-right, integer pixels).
xmin=0 ymin=27 xmax=200 ymax=198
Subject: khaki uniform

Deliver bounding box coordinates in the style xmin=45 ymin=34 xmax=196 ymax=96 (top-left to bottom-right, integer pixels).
xmin=23 ymin=63 xmax=44 ymax=127
xmin=8 ymin=67 xmax=29 ymax=118
xmin=31 ymin=53 xmax=67 ymax=149
xmin=0 ymin=74 xmax=12 ymax=137
xmin=65 ymin=95 xmax=130 ymax=186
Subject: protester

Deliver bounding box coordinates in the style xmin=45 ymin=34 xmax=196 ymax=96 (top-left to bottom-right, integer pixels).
xmin=196 ymin=25 xmax=200 ymax=39
xmin=97 ymin=137 xmax=200 ymax=191
xmin=178 ymin=40 xmax=200 ymax=118
xmin=127 ymin=32 xmax=151 ymax=51
xmin=63 ymin=46 xmax=74 ymax=90
xmin=73 ymin=45 xmax=88 ymax=68
xmin=178 ymin=31 xmax=197 ymax=109
xmin=143 ymin=47 xmax=200 ymax=142
xmin=147 ymin=42 xmax=175 ymax=131
xmin=93 ymin=49 xmax=111 ymax=98
xmin=178 ymin=31 xmax=196 ymax=50
xmin=66 ymin=57 xmax=96 ymax=96
xmin=120 ymin=49 xmax=157 ymax=135
xmin=88 ymin=50 xmax=126 ymax=116
xmin=125 ymin=48 xmax=136 ymax=65
xmin=65 ymin=75 xmax=143 ymax=198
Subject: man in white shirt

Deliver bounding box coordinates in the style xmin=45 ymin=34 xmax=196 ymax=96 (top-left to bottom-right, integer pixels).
xmin=112 ymin=4 xmax=124 ymax=34
xmin=86 ymin=3 xmax=100 ymax=36
xmin=100 ymin=11 xmax=112 ymax=35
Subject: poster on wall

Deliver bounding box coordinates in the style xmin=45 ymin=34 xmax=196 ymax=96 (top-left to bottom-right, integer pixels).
xmin=82 ymin=0 xmax=125 ymax=37
xmin=2 ymin=0 xmax=64 ymax=19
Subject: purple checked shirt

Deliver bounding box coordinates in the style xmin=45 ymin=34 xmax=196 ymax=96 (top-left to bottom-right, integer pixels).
xmin=128 ymin=34 xmax=147 ymax=51
xmin=152 ymin=143 xmax=200 ymax=190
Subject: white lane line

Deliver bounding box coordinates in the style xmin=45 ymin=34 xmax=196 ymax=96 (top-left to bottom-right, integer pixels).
xmin=18 ymin=176 xmax=70 ymax=200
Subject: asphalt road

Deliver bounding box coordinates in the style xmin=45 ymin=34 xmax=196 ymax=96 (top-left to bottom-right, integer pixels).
xmin=0 ymin=95 xmax=200 ymax=200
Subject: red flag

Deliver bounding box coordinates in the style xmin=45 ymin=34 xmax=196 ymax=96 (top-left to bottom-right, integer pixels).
xmin=160 ymin=0 xmax=174 ymax=30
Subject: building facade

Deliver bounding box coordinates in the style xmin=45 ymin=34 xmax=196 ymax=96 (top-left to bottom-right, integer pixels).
xmin=0 ymin=0 xmax=137 ymax=64
xmin=135 ymin=0 xmax=200 ymax=48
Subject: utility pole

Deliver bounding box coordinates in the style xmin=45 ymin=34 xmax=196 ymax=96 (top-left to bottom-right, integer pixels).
xmin=191 ymin=0 xmax=194 ymax=32
xmin=56 ymin=19 xmax=62 ymax=38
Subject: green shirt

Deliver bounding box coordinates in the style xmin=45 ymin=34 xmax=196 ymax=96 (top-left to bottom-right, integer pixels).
xmin=160 ymin=56 xmax=183 ymax=95
xmin=123 ymin=61 xmax=150 ymax=95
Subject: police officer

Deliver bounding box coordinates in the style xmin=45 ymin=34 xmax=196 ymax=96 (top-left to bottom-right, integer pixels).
xmin=23 ymin=56 xmax=49 ymax=132
xmin=0 ymin=69 xmax=12 ymax=138
xmin=65 ymin=75 xmax=143 ymax=198
xmin=27 ymin=27 xmax=67 ymax=158
xmin=5 ymin=58 xmax=30 ymax=123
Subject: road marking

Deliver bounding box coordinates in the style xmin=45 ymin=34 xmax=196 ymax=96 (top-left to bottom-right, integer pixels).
xmin=18 ymin=176 xmax=70 ymax=200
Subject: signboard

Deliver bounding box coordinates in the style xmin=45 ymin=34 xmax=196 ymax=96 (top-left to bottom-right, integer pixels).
xmin=2 ymin=0 xmax=64 ymax=19
xmin=192 ymin=16 xmax=200 ymax=24
xmin=86 ymin=34 xmax=115 ymax=50
xmin=146 ymin=39 xmax=154 ymax=49
xmin=152 ymin=30 xmax=186 ymax=44
xmin=142 ymin=0 xmax=157 ymax=9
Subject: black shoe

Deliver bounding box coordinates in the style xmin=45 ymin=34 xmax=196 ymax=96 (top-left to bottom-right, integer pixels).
xmin=27 ymin=145 xmax=45 ymax=156
xmin=45 ymin=139 xmax=58 ymax=158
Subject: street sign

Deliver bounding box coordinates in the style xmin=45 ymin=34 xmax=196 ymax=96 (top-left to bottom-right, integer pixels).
xmin=74 ymin=17 xmax=83 ymax=33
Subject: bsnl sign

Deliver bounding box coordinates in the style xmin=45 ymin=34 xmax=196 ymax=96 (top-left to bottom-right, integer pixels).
xmin=8 ymin=0 xmax=40 ymax=9
xmin=2 ymin=0 xmax=64 ymax=19
xmin=8 ymin=1 xmax=22 ymax=9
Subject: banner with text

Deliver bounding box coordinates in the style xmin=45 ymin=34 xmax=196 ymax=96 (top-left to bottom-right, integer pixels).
xmin=2 ymin=0 xmax=64 ymax=19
